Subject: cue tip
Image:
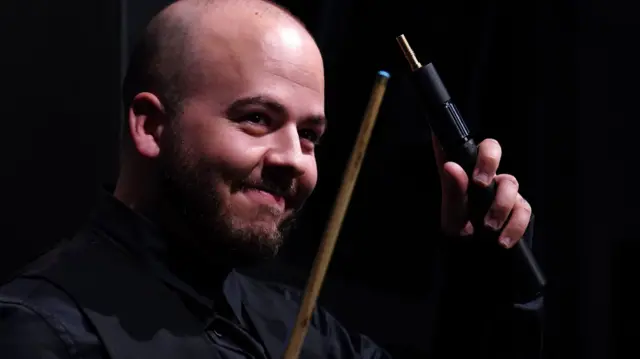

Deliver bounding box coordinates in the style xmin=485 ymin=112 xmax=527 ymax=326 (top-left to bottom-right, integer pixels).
xmin=395 ymin=34 xmax=421 ymax=71
xmin=377 ymin=70 xmax=391 ymax=78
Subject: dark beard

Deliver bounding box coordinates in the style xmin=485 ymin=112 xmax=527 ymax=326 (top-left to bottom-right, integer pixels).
xmin=156 ymin=142 xmax=297 ymax=267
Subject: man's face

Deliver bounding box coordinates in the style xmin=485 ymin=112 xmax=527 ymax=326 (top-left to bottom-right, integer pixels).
xmin=158 ymin=19 xmax=326 ymax=263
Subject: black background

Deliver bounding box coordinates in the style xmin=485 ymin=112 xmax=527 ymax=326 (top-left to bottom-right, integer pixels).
xmin=1 ymin=0 xmax=639 ymax=357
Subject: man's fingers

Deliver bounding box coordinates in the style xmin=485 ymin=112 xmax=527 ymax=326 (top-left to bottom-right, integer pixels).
xmin=473 ymin=138 xmax=501 ymax=186
xmin=499 ymin=194 xmax=532 ymax=248
xmin=484 ymin=174 xmax=519 ymax=230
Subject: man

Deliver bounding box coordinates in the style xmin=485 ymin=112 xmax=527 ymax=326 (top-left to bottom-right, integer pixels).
xmin=0 ymin=0 xmax=542 ymax=358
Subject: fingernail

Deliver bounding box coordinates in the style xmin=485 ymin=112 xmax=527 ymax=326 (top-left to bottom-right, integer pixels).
xmin=485 ymin=218 xmax=499 ymax=230
xmin=499 ymin=237 xmax=513 ymax=248
xmin=473 ymin=169 xmax=490 ymax=185
xmin=461 ymin=222 xmax=474 ymax=236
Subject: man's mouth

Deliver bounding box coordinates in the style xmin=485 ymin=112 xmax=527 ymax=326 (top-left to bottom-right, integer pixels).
xmin=242 ymin=187 xmax=287 ymax=209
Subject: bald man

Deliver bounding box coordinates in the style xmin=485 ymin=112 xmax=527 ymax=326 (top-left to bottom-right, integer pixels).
xmin=0 ymin=0 xmax=542 ymax=358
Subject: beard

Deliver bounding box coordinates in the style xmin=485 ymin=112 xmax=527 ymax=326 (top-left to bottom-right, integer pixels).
xmin=156 ymin=137 xmax=298 ymax=267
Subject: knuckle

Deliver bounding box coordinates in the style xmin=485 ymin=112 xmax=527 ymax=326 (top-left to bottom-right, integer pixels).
xmin=479 ymin=150 xmax=501 ymax=168
xmin=502 ymin=174 xmax=519 ymax=189
xmin=519 ymin=197 xmax=532 ymax=214
xmin=515 ymin=207 xmax=532 ymax=228
xmin=484 ymin=153 xmax=500 ymax=165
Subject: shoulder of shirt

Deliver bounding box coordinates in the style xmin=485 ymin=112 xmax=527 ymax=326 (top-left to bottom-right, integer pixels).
xmin=230 ymin=272 xmax=391 ymax=357
xmin=0 ymin=241 xmax=103 ymax=357
xmin=230 ymin=273 xmax=359 ymax=336
xmin=231 ymin=271 xmax=307 ymax=305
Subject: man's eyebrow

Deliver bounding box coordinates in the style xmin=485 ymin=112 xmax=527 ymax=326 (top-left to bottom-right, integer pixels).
xmin=227 ymin=96 xmax=286 ymax=116
xmin=227 ymin=95 xmax=327 ymax=128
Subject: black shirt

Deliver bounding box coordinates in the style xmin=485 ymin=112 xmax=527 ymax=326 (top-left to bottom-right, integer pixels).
xmin=0 ymin=193 xmax=543 ymax=358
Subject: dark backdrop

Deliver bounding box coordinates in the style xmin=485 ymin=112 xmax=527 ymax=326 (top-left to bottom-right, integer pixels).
xmin=1 ymin=0 xmax=639 ymax=358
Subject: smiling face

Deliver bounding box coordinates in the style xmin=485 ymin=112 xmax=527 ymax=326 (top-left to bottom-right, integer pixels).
xmin=149 ymin=5 xmax=326 ymax=263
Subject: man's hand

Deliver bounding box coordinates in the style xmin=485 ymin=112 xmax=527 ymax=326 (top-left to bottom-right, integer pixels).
xmin=433 ymin=134 xmax=532 ymax=248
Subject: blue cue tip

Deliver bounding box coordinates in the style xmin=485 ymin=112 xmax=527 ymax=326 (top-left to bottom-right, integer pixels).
xmin=377 ymin=70 xmax=390 ymax=78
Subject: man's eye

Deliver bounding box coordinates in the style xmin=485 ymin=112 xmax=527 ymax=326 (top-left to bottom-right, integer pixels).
xmin=299 ymin=129 xmax=321 ymax=145
xmin=242 ymin=113 xmax=271 ymax=126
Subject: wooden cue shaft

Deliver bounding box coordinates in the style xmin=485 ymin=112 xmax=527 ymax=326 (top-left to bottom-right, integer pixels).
xmin=282 ymin=70 xmax=391 ymax=359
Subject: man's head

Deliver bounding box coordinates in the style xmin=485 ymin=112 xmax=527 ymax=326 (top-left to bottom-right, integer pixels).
xmin=117 ymin=0 xmax=325 ymax=265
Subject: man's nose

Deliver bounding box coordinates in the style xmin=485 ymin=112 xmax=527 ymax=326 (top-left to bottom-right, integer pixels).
xmin=263 ymin=127 xmax=306 ymax=178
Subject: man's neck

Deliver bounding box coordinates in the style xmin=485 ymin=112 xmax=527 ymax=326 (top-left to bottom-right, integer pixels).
xmin=114 ymin=187 xmax=233 ymax=302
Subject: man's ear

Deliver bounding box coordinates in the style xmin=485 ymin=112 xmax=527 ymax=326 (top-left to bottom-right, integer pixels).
xmin=127 ymin=92 xmax=168 ymax=158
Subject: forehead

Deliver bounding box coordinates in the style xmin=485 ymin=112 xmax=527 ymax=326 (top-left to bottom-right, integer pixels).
xmin=190 ymin=17 xmax=325 ymax=113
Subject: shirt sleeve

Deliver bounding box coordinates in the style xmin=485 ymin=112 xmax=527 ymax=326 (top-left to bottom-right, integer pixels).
xmin=430 ymin=214 xmax=544 ymax=359
xmin=0 ymin=299 xmax=73 ymax=359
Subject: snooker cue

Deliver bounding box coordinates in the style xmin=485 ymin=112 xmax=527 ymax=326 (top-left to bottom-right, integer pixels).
xmin=282 ymin=70 xmax=391 ymax=359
